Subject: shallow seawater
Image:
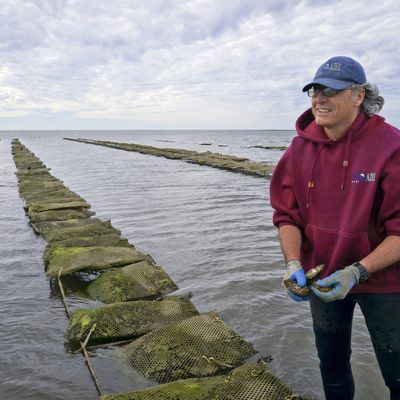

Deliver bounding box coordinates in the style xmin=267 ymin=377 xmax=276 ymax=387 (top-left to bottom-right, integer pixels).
xmin=0 ymin=130 xmax=388 ymax=399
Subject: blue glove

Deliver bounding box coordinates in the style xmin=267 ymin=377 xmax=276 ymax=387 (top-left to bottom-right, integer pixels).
xmin=283 ymin=259 xmax=308 ymax=302
xmin=311 ymin=264 xmax=361 ymax=302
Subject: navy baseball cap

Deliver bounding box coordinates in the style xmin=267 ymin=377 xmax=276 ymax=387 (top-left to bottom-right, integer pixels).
xmin=302 ymin=56 xmax=367 ymax=92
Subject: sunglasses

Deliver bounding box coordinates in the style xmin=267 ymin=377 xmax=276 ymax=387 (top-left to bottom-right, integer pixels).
xmin=307 ymin=86 xmax=352 ymax=98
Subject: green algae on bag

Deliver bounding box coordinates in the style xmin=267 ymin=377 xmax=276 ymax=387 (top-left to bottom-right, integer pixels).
xmin=15 ymin=167 xmax=51 ymax=177
xmin=85 ymin=261 xmax=178 ymax=303
xmin=98 ymin=361 xmax=307 ymax=400
xmin=32 ymin=217 xmax=108 ymax=235
xmin=19 ymin=181 xmax=66 ymax=196
xmin=26 ymin=200 xmax=90 ymax=213
xmin=46 ymin=246 xmax=153 ymax=276
xmin=18 ymin=175 xmax=62 ymax=184
xmin=40 ymin=220 xmax=119 ymax=243
xmin=99 ymin=375 xmax=226 ymax=400
xmin=121 ymin=311 xmax=257 ymax=383
xmin=207 ymin=361 xmax=308 ymax=400
xmin=20 ymin=185 xmax=69 ymax=200
xmin=66 ymin=297 xmax=199 ymax=349
xmin=22 ymin=186 xmax=80 ymax=197
xmin=13 ymin=159 xmax=45 ymax=168
xmin=27 ymin=208 xmax=95 ymax=223
xmin=43 ymin=234 xmax=132 ymax=261
xmin=23 ymin=190 xmax=85 ymax=205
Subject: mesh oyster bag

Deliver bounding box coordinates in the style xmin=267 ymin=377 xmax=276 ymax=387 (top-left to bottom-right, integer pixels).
xmin=22 ymin=188 xmax=85 ymax=204
xmin=21 ymin=187 xmax=83 ymax=201
xmin=39 ymin=220 xmax=120 ymax=243
xmin=121 ymin=311 xmax=257 ymax=383
xmin=15 ymin=167 xmax=51 ymax=176
xmin=46 ymin=246 xmax=154 ymax=276
xmin=20 ymin=182 xmax=68 ymax=198
xmin=27 ymin=208 xmax=95 ymax=223
xmin=32 ymin=217 xmax=111 ymax=235
xmin=18 ymin=178 xmax=65 ymax=193
xmin=99 ymin=361 xmax=307 ymax=400
xmin=26 ymin=199 xmax=90 ymax=213
xmin=66 ymin=296 xmax=199 ymax=348
xmin=85 ymin=261 xmax=178 ymax=303
xmin=99 ymin=375 xmax=225 ymax=400
xmin=207 ymin=361 xmax=308 ymax=400
xmin=43 ymin=234 xmax=132 ymax=260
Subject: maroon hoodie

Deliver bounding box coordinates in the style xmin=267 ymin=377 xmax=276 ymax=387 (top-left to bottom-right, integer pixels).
xmin=270 ymin=108 xmax=400 ymax=294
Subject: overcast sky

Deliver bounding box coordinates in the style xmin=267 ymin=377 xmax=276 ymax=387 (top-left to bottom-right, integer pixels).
xmin=1 ymin=0 xmax=399 ymax=130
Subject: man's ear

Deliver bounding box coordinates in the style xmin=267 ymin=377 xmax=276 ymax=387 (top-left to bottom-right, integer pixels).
xmin=354 ymin=88 xmax=365 ymax=107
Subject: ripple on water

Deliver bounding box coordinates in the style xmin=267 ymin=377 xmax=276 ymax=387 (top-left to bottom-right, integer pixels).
xmin=0 ymin=133 xmax=389 ymax=400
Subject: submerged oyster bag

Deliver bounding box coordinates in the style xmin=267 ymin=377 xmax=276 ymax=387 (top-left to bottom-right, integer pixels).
xmin=32 ymin=217 xmax=108 ymax=235
xmin=20 ymin=183 xmax=68 ymax=199
xmin=85 ymin=261 xmax=178 ymax=303
xmin=99 ymin=361 xmax=305 ymax=400
xmin=21 ymin=187 xmax=81 ymax=201
xmin=43 ymin=233 xmax=132 ymax=256
xmin=40 ymin=220 xmax=120 ymax=243
xmin=121 ymin=311 xmax=257 ymax=383
xmin=26 ymin=200 xmax=90 ymax=213
xmin=27 ymin=208 xmax=95 ymax=223
xmin=208 ymin=361 xmax=307 ymax=400
xmin=19 ymin=178 xmax=65 ymax=193
xmin=99 ymin=375 xmax=225 ymax=400
xmin=66 ymin=297 xmax=199 ymax=348
xmin=46 ymin=246 xmax=153 ymax=276
xmin=16 ymin=167 xmax=51 ymax=176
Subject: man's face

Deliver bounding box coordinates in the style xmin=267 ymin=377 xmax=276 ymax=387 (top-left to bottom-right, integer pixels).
xmin=311 ymin=86 xmax=364 ymax=134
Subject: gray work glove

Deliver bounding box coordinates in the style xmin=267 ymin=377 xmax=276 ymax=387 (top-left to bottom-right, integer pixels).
xmin=311 ymin=264 xmax=361 ymax=302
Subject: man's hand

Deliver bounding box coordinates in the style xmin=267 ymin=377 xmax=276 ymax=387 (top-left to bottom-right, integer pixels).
xmin=283 ymin=259 xmax=308 ymax=302
xmin=311 ymin=264 xmax=361 ymax=302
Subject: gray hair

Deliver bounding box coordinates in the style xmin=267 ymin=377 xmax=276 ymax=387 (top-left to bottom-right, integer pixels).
xmin=351 ymin=83 xmax=384 ymax=116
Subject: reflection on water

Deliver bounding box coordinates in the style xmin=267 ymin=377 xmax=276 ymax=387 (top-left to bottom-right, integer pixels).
xmin=0 ymin=131 xmax=388 ymax=399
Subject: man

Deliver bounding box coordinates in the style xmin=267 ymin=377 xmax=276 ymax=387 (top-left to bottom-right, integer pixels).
xmin=270 ymin=56 xmax=400 ymax=400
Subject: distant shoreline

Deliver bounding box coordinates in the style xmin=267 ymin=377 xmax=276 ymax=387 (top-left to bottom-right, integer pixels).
xmin=0 ymin=128 xmax=295 ymax=132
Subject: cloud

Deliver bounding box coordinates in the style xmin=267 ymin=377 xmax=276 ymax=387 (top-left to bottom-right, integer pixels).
xmin=0 ymin=0 xmax=399 ymax=129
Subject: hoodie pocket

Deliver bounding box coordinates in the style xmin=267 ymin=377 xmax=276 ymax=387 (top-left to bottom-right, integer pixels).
xmin=303 ymin=224 xmax=371 ymax=275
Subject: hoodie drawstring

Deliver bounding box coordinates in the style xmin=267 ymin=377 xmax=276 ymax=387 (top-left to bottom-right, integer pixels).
xmin=298 ymin=109 xmax=367 ymax=207
xmin=307 ymin=131 xmax=353 ymax=207
xmin=306 ymin=143 xmax=323 ymax=208
xmin=340 ymin=130 xmax=353 ymax=190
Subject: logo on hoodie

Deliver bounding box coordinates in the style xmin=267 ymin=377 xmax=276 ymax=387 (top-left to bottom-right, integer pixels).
xmin=351 ymin=172 xmax=376 ymax=184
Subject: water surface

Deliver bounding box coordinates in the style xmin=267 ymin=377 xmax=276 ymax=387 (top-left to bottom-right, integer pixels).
xmin=0 ymin=130 xmax=387 ymax=399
